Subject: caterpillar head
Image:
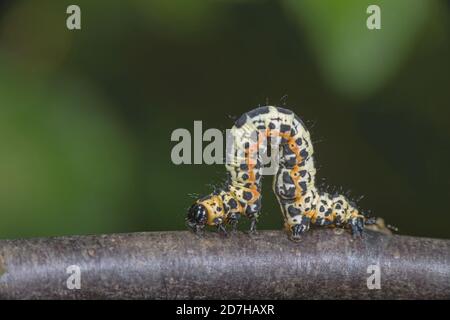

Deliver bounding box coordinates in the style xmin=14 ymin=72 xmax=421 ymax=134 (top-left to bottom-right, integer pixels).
xmin=186 ymin=195 xmax=225 ymax=232
xmin=186 ymin=203 xmax=208 ymax=232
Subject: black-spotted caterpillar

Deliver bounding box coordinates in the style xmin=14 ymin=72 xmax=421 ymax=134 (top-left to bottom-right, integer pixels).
xmin=187 ymin=106 xmax=377 ymax=241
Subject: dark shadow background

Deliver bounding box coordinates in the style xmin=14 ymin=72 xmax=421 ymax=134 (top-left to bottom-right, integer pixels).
xmin=0 ymin=0 xmax=449 ymax=239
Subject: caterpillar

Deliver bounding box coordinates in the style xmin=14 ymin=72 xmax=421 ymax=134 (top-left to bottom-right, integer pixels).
xmin=186 ymin=106 xmax=377 ymax=241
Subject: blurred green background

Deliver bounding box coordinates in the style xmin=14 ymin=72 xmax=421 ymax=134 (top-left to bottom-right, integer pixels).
xmin=0 ymin=0 xmax=449 ymax=239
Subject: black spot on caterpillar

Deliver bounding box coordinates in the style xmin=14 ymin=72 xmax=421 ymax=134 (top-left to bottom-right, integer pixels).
xmin=186 ymin=106 xmax=378 ymax=241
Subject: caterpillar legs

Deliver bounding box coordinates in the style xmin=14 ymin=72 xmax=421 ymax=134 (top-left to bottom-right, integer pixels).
xmin=289 ymin=218 xmax=310 ymax=242
xmin=283 ymin=208 xmax=378 ymax=240
xmin=349 ymin=215 xmax=381 ymax=238
xmin=217 ymin=223 xmax=228 ymax=236
xmin=349 ymin=216 xmax=365 ymax=239
xmin=248 ymin=217 xmax=258 ymax=235
xmin=227 ymin=213 xmax=241 ymax=233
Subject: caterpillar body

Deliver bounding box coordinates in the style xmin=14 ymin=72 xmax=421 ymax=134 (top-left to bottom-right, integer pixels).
xmin=187 ymin=106 xmax=376 ymax=241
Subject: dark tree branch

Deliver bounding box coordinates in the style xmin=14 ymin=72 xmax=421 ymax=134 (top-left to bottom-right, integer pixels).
xmin=0 ymin=229 xmax=449 ymax=299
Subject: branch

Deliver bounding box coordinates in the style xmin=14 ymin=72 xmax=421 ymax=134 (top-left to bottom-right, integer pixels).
xmin=0 ymin=230 xmax=449 ymax=299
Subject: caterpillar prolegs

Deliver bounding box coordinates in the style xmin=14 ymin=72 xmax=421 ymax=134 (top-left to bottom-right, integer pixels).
xmin=187 ymin=106 xmax=377 ymax=241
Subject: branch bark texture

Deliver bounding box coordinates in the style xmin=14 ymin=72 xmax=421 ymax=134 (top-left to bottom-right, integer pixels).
xmin=0 ymin=230 xmax=449 ymax=299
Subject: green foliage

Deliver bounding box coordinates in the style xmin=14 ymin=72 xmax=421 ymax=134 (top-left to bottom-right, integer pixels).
xmin=0 ymin=60 xmax=136 ymax=237
xmin=283 ymin=0 xmax=435 ymax=98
